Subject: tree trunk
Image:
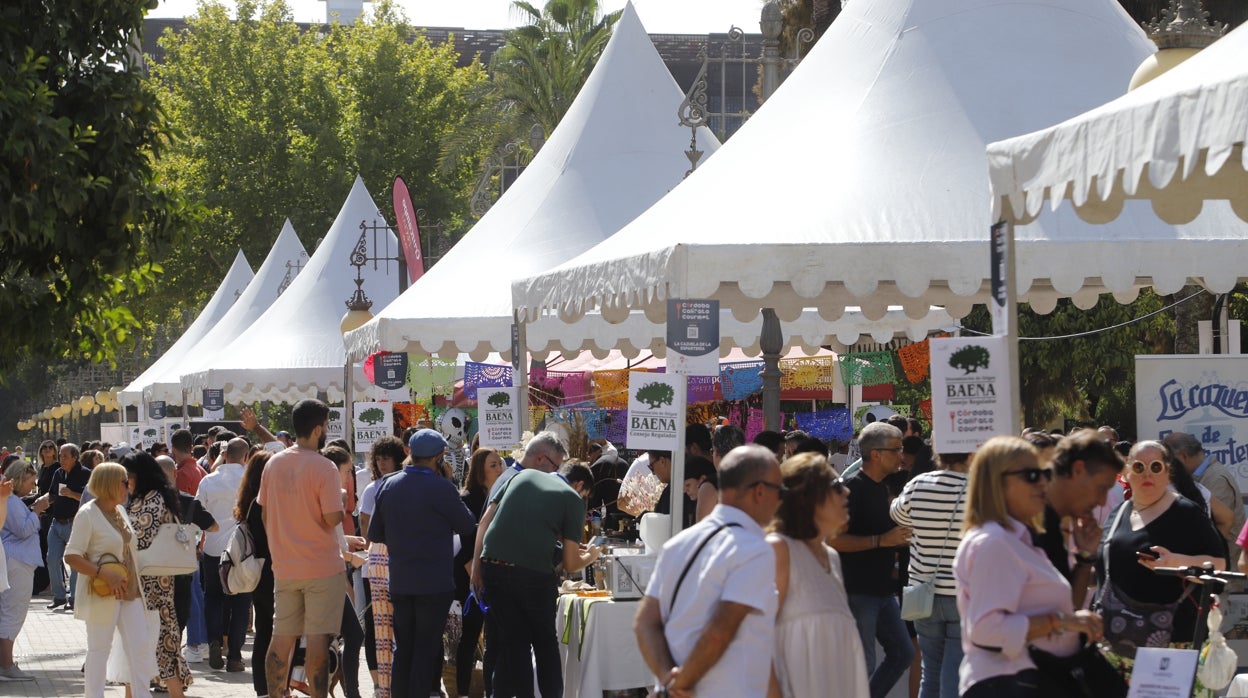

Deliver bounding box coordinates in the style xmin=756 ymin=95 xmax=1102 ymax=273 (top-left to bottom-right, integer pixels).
xmin=1172 ymin=285 xmax=1215 ymax=354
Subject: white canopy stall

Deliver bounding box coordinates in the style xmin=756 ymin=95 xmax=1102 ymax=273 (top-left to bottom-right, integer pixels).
xmin=987 ymin=20 xmax=1248 ymax=270
xmin=512 ymin=0 xmax=1216 ymax=329
xmin=118 ymin=251 xmax=253 ymax=420
xmin=155 ymin=220 xmax=309 ymax=407
xmin=183 ymin=177 xmax=400 ymax=404
xmin=344 ymin=3 xmax=719 ymax=364
xmin=136 ymin=221 xmax=307 ymax=409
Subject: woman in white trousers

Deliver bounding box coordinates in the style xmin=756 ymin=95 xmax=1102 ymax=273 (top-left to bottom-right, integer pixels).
xmin=63 ymin=463 xmax=155 ymax=698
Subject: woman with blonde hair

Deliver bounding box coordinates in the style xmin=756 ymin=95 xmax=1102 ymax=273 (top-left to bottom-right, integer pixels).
xmin=768 ymin=452 xmax=869 ymax=697
xmin=62 ymin=463 xmax=155 ymax=698
xmin=953 ymin=436 xmax=1102 ymax=698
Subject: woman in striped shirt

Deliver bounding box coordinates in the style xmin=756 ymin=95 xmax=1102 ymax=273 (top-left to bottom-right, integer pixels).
xmin=889 ymin=452 xmax=970 ymax=698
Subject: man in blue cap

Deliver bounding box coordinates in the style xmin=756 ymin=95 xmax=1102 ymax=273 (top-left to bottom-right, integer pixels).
xmin=369 ymin=428 xmax=476 ymax=698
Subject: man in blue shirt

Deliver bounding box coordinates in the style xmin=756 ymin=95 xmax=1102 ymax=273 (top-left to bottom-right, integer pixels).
xmin=369 ymin=429 xmax=476 ymax=698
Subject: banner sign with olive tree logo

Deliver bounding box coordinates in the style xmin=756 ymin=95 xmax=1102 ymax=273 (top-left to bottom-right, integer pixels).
xmin=930 ymin=336 xmax=1011 ymax=453
xmin=352 ymin=401 xmax=393 ymax=453
xmin=327 ymin=406 xmax=346 ymax=442
xmin=627 ymin=372 xmax=682 ymax=450
xmin=478 ymin=386 xmax=520 ymax=448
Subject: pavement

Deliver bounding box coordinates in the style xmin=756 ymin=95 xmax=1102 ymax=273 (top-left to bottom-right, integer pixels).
xmin=8 ymin=591 xmax=378 ymax=698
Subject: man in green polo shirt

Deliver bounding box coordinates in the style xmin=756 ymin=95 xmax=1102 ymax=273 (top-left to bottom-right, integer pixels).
xmin=472 ymin=442 xmax=601 ymax=698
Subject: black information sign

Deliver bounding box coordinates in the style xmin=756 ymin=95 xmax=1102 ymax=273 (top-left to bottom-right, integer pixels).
xmin=148 ymin=400 xmax=167 ymax=421
xmin=202 ymin=389 xmax=224 ymax=412
xmin=374 ymin=353 xmax=409 ymax=391
xmin=666 ymin=299 xmax=720 ymax=357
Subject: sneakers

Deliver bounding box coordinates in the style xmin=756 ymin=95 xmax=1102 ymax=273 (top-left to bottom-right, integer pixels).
xmin=0 ymin=664 xmax=36 ymax=681
xmin=226 ymin=659 xmax=246 ymax=673
xmin=183 ymin=644 xmax=204 ymax=663
xmin=208 ymin=641 xmax=224 ymax=670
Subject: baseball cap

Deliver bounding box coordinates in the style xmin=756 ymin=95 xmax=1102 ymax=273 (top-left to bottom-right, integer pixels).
xmin=408 ymin=429 xmax=448 ymax=459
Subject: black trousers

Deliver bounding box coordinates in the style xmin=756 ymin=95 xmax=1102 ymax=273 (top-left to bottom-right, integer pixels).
xmin=250 ymin=563 xmax=274 ymax=696
xmin=455 ymin=593 xmax=493 ymax=697
xmin=390 ymin=591 xmax=454 ymax=698
xmin=340 ymin=594 xmax=364 ymax=698
xmin=481 ymin=563 xmax=560 ymax=698
xmin=200 ymin=554 xmax=252 ymax=661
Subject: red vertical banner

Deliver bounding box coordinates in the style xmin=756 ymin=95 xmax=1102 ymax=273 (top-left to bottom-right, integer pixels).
xmin=392 ymin=175 xmax=424 ymax=285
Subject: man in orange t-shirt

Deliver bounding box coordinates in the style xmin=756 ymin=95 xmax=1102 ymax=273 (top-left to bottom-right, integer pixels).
xmin=257 ymin=399 xmax=345 ymax=698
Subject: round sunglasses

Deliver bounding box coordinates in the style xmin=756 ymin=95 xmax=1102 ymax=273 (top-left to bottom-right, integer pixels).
xmin=1128 ymin=460 xmax=1167 ymax=475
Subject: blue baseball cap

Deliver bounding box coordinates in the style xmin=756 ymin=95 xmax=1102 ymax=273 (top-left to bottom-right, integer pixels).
xmin=408 ymin=429 xmax=448 ymax=458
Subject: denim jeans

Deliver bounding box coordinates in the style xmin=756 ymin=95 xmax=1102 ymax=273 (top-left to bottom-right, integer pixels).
xmin=481 ymin=563 xmax=560 ymax=698
xmin=188 ymin=568 xmax=208 ymax=647
xmin=47 ymin=519 xmax=75 ymax=602
xmin=200 ymin=554 xmax=252 ymax=660
xmin=848 ymin=592 xmax=916 ymax=698
xmin=390 ymin=591 xmax=453 ymax=698
xmin=915 ymin=594 xmax=962 ymax=698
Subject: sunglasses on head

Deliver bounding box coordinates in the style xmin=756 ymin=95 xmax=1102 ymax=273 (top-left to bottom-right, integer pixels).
xmin=1003 ymin=467 xmax=1054 ymax=484
xmin=1129 ymin=460 xmax=1167 ymax=475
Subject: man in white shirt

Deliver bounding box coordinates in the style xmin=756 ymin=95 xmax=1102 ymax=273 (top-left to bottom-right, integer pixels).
xmin=633 ymin=444 xmax=783 ymax=697
xmin=194 ymin=437 xmax=251 ymax=671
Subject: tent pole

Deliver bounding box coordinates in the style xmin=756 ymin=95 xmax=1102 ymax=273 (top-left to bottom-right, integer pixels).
xmin=760 ymin=308 xmax=783 ymax=431
xmin=513 ymin=321 xmax=530 ymax=440
xmin=991 ymin=211 xmax=1023 ymax=431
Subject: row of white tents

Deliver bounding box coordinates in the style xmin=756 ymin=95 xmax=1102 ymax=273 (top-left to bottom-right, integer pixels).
xmin=113 ymin=0 xmax=1247 ymax=425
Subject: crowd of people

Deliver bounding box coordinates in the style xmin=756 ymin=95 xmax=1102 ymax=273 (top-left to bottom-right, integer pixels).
xmin=0 ymin=405 xmax=1243 ymax=698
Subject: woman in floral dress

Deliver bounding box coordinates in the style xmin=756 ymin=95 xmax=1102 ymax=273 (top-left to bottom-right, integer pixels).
xmin=123 ymin=452 xmax=193 ymax=698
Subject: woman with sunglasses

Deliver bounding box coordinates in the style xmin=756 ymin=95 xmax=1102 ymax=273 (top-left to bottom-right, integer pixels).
xmin=768 ymin=453 xmax=868 ymax=697
xmin=1094 ymin=440 xmax=1224 ymax=659
xmin=954 ymin=436 xmax=1102 ymax=698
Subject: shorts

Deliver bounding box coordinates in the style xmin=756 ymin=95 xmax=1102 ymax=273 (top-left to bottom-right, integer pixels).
xmin=274 ymin=574 xmax=345 ymax=637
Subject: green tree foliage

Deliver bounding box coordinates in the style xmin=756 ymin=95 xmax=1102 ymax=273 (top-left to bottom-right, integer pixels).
xmin=440 ymin=0 xmax=620 ymax=185
xmin=487 ymin=392 xmax=511 ymax=408
xmin=0 ymin=0 xmax=185 ymax=371
xmin=147 ymin=0 xmax=487 ymax=312
xmin=962 ymin=290 xmax=1177 ymax=432
xmin=949 ymin=346 xmax=990 ymax=374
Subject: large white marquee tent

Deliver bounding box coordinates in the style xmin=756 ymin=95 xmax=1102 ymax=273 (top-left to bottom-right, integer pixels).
xmin=987 ymin=18 xmax=1248 ymax=279
xmin=117 ymin=251 xmax=253 ymax=413
xmin=344 ymin=3 xmax=720 ymax=363
xmin=184 ymin=177 xmax=400 ymax=403
xmin=155 ymin=220 xmax=309 ymax=407
xmin=512 ymin=0 xmax=1245 ymax=331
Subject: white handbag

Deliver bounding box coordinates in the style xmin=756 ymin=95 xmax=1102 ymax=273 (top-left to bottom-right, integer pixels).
xmin=136 ymin=522 xmax=201 ymax=576
xmin=900 ymin=479 xmax=965 ymax=621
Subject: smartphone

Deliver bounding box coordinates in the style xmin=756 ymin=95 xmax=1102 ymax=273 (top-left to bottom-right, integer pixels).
xmin=1137 ymin=549 xmax=1160 ymax=560
xmin=591 ymin=536 xmax=608 ymax=547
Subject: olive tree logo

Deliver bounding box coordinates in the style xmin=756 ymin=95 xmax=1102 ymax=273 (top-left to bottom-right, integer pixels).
xmin=635 ymin=381 xmax=675 ymax=409
xmin=143 ymin=428 xmax=157 ymax=438
xmin=486 ymin=391 xmax=510 ymax=408
xmin=949 ymin=346 xmax=990 ymax=375
xmin=358 ymin=407 xmax=386 ymax=425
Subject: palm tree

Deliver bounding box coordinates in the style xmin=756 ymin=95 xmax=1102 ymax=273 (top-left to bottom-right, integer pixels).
xmin=440 ymin=0 xmax=621 ymax=209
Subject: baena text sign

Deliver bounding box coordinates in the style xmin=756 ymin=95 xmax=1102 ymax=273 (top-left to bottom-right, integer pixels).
xmin=929 ymin=336 xmax=1013 ymax=453
xmin=1137 ymin=355 xmax=1248 ymax=491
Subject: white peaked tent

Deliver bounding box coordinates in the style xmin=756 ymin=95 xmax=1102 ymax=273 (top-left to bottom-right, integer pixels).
xmin=987 ymin=19 xmax=1248 ymax=291
xmin=118 ymin=251 xmax=253 ymax=412
xmin=344 ymin=2 xmax=720 ymax=363
xmin=513 ymin=0 xmax=1223 ymax=328
xmin=155 ymin=220 xmax=310 ymax=406
xmin=183 ymin=177 xmax=400 ymax=403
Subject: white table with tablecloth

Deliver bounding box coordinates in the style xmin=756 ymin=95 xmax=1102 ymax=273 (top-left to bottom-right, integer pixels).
xmin=557 ymin=594 xmax=652 ymax=697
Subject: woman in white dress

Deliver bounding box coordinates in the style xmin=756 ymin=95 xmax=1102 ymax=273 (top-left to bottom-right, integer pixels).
xmin=768 ymin=452 xmax=870 ymax=698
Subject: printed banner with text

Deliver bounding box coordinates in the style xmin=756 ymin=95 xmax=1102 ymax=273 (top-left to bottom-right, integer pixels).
xmin=626 ymin=372 xmax=682 ymax=451
xmin=352 ymin=402 xmax=392 ymax=453
xmin=478 ymin=386 xmax=521 ymax=448
xmin=930 ymin=336 xmax=1012 ymax=453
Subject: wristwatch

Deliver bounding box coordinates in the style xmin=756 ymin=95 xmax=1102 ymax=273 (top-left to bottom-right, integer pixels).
xmin=1074 ymin=549 xmax=1096 ymax=566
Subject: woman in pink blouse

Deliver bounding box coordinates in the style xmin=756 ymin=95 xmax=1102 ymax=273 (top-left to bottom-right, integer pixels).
xmin=953 ymin=436 xmax=1103 ymax=697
